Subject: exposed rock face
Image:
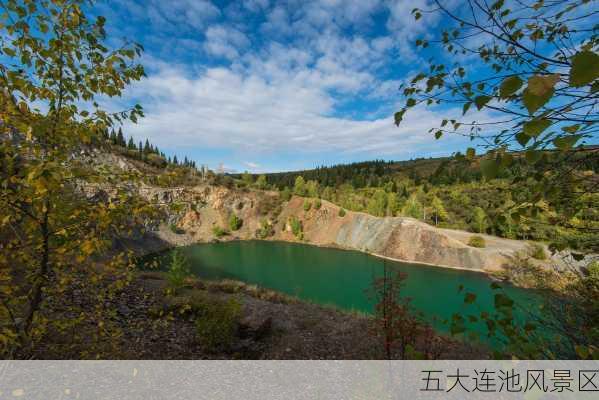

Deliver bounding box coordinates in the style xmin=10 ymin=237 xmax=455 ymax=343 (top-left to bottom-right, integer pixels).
xmin=125 ymin=183 xmax=537 ymax=272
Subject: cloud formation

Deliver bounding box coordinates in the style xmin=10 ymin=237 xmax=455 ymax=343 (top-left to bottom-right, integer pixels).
xmin=106 ymin=0 xmax=470 ymax=171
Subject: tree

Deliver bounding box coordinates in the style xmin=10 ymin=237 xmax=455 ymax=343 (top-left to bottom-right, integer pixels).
xmin=366 ymin=264 xmax=419 ymax=359
xmin=306 ymin=180 xmax=319 ymax=198
xmin=397 ymin=0 xmax=598 ymax=252
xmin=367 ymin=189 xmax=388 ymax=217
xmin=229 ymin=214 xmax=243 ymax=231
xmin=241 ymin=171 xmax=253 ymax=186
xmin=0 ymin=0 xmax=147 ymax=357
xmin=255 ymin=174 xmax=268 ymax=190
xmin=166 ymin=250 xmax=191 ymax=295
xmin=293 ymin=176 xmax=307 ymax=196
xmin=116 ymin=128 xmax=125 ymax=147
xmin=473 ymin=207 xmax=488 ymax=234
xmin=402 ymin=194 xmax=424 ymax=219
xmin=430 ymin=196 xmax=448 ymax=225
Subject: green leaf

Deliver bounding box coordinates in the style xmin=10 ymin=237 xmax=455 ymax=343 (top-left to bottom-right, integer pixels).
xmin=406 ymin=98 xmax=416 ymax=107
xmin=523 ymin=118 xmax=551 ymax=137
xmin=522 ymin=87 xmax=553 ymax=114
xmin=553 ymin=135 xmax=581 ymax=150
xmin=434 ymin=130 xmax=443 ymax=139
xmin=561 ymin=124 xmax=580 ymax=133
xmin=474 ymin=95 xmax=491 ymax=110
xmin=466 ymin=147 xmax=476 ymax=159
xmin=394 ymin=110 xmax=405 ymax=126
xmin=516 ymin=131 xmax=530 ymax=147
xmin=570 ymin=51 xmax=599 ymax=87
xmin=525 ymin=149 xmax=542 ymax=164
xmin=480 ymin=158 xmax=499 ymax=179
xmin=528 ymin=74 xmax=559 ymax=96
xmin=462 ymin=101 xmax=472 ymax=115
xmin=464 ymin=292 xmax=477 ymax=304
xmin=499 ymin=76 xmax=523 ymax=98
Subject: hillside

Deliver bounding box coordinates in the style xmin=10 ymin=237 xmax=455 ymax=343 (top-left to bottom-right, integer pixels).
xmin=240 ymin=148 xmax=599 ymax=254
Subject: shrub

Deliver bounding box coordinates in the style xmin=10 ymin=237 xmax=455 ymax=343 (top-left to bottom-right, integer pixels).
xmin=289 ymin=216 xmax=303 ymax=238
xmin=468 ymin=235 xmax=486 ymax=248
xmin=147 ymin=153 xmax=167 ymax=168
xmin=587 ymin=262 xmax=599 ymax=279
xmin=169 ymin=223 xmax=184 ymax=234
xmin=528 ymin=243 xmax=547 ymax=260
xmin=229 ymin=214 xmax=243 ymax=231
xmin=256 ymin=219 xmax=274 ymax=239
xmin=166 ymin=249 xmax=191 ymax=294
xmin=303 ymin=199 xmax=312 ymax=212
xmin=314 ymin=198 xmax=322 ymax=210
xmin=212 ymin=226 xmax=229 ymax=238
xmin=338 ymin=208 xmax=346 ymax=217
xmin=195 ymin=296 xmax=241 ymax=351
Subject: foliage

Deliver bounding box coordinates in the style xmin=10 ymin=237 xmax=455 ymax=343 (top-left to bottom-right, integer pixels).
xmin=468 ymin=236 xmax=486 ymax=248
xmin=169 ymin=223 xmax=184 ymax=234
xmin=402 ymin=194 xmax=423 ymax=219
xmin=166 ymin=250 xmax=191 ymax=294
xmin=528 ymin=243 xmax=547 ymax=260
xmin=314 ymin=198 xmax=322 ymax=210
xmin=472 ymin=207 xmax=488 ymax=234
xmin=293 ymin=176 xmax=306 ymax=196
xmin=229 ymin=214 xmax=243 ymax=231
xmin=366 ymin=266 xmax=419 ymax=359
xmin=455 ymin=275 xmax=599 ymax=360
xmin=289 ymin=216 xmax=303 ymax=239
xmin=194 ymin=295 xmax=241 ymax=352
xmin=255 ymin=219 xmax=275 ymax=239
xmin=255 ymin=174 xmax=268 ymax=190
xmin=212 ymin=226 xmax=229 ymax=238
xmin=398 ymin=0 xmax=598 ymax=253
xmin=0 ymin=0 xmax=156 ymax=358
xmin=338 ymin=208 xmax=346 ymax=217
xmin=303 ymin=199 xmax=312 ymax=212
xmin=280 ymin=187 xmax=292 ymax=201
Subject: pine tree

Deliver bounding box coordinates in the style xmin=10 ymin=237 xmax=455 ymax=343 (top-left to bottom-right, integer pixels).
xmin=109 ymin=129 xmax=117 ymax=144
xmin=173 ymin=155 xmax=178 ymax=165
xmin=127 ymin=137 xmax=135 ymax=150
xmin=116 ymin=128 xmax=125 ymax=147
xmin=144 ymin=139 xmax=150 ymax=155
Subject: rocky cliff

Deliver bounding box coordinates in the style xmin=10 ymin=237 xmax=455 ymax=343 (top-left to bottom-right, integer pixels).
xmin=130 ymin=183 xmax=539 ymax=272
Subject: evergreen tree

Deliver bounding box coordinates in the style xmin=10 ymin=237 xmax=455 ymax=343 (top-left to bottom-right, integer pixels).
xmin=127 ymin=136 xmax=135 ymax=150
xmin=173 ymin=155 xmax=178 ymax=165
xmin=109 ymin=129 xmax=117 ymax=144
xmin=116 ymin=128 xmax=125 ymax=147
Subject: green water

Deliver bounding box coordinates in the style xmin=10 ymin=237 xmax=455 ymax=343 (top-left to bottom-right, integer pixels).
xmin=155 ymin=240 xmax=543 ymax=337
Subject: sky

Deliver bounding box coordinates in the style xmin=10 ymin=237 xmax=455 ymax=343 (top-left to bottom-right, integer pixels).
xmin=97 ymin=0 xmax=476 ymax=173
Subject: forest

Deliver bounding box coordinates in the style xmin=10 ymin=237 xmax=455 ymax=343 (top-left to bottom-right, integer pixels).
xmin=244 ymin=147 xmax=599 ymax=253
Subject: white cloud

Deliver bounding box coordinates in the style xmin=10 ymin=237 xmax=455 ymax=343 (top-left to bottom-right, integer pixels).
xmin=204 ymin=25 xmax=250 ymax=60
xmin=120 ymin=62 xmax=473 ymax=162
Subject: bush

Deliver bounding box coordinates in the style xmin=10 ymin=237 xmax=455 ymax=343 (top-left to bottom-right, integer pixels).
xmin=528 ymin=243 xmax=547 ymax=260
xmin=303 ymin=199 xmax=312 ymax=212
xmin=195 ymin=296 xmax=241 ymax=351
xmin=314 ymin=198 xmax=322 ymax=210
xmin=166 ymin=249 xmax=191 ymax=294
xmin=338 ymin=208 xmax=346 ymax=217
xmin=468 ymin=235 xmax=486 ymax=248
xmin=212 ymin=226 xmax=229 ymax=238
xmin=229 ymin=214 xmax=243 ymax=231
xmin=587 ymin=262 xmax=599 ymax=279
xmin=255 ymin=219 xmax=274 ymax=239
xmin=147 ymin=153 xmax=167 ymax=168
xmin=169 ymin=223 xmax=184 ymax=234
xmin=289 ymin=216 xmax=302 ymax=238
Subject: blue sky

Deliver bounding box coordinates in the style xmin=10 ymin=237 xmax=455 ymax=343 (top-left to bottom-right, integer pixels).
xmin=97 ymin=0 xmax=477 ymax=173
